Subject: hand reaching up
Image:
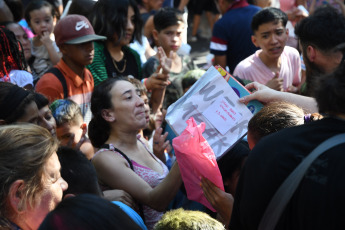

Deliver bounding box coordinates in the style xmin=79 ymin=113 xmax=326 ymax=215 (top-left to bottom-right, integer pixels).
xmin=157 ymin=46 xmax=173 ymax=74
xmin=153 ymin=127 xmax=171 ymax=163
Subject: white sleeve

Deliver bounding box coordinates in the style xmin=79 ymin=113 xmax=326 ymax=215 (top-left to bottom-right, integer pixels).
xmin=9 ymin=70 xmax=34 ymax=87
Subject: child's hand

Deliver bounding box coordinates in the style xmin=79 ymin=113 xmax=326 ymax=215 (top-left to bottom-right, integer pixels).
xmin=153 ymin=127 xmax=170 ymax=163
xmin=157 ymin=47 xmax=173 ymax=74
xmin=266 ymin=72 xmax=283 ymax=91
xmin=40 ymin=31 xmax=53 ymax=47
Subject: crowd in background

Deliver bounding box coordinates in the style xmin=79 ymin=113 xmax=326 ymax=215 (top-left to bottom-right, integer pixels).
xmin=1 ymin=0 xmax=345 ymax=229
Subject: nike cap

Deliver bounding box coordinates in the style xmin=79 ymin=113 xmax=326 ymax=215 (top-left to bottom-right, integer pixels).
xmin=54 ymin=14 xmax=106 ymax=46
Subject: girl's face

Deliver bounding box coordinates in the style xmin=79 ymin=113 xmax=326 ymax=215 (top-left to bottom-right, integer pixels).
xmin=29 ymin=6 xmax=54 ymax=37
xmin=119 ymin=6 xmax=135 ymax=46
xmin=7 ymin=23 xmax=32 ymax=60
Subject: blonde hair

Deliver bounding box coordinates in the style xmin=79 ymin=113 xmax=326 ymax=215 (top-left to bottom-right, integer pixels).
xmin=0 ymin=124 xmax=58 ymax=220
xmin=154 ymin=208 xmax=225 ymax=230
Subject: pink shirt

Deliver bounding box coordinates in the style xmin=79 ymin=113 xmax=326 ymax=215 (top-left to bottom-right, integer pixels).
xmin=233 ymin=46 xmax=301 ymax=91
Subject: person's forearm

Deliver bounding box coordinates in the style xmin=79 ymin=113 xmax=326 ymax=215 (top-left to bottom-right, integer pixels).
xmin=46 ymin=43 xmax=61 ymax=65
xmin=147 ymin=163 xmax=182 ymax=211
xmin=276 ymin=91 xmax=318 ymax=113
xmin=178 ymin=0 xmax=190 ymax=11
xmin=150 ymin=88 xmax=165 ymax=114
xmin=214 ymin=55 xmax=227 ymax=69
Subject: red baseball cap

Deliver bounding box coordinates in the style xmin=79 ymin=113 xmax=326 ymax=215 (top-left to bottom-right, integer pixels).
xmin=54 ymin=14 xmax=106 ymax=46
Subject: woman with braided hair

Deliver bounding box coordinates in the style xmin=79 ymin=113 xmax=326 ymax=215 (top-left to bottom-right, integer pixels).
xmin=0 ymin=26 xmax=33 ymax=89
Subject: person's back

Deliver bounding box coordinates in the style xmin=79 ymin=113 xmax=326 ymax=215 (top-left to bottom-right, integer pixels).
xmin=233 ymin=7 xmax=301 ymax=92
xmin=210 ymin=0 xmax=260 ymax=73
xmin=36 ymin=14 xmax=105 ymax=124
xmin=230 ymin=63 xmax=345 ymax=229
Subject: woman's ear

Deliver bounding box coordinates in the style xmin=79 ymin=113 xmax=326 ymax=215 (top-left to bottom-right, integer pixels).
xmin=8 ymin=180 xmax=25 ymax=213
xmin=101 ymin=109 xmax=115 ymax=122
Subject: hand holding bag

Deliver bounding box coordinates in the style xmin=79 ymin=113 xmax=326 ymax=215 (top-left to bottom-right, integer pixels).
xmin=172 ymin=117 xmax=224 ymax=211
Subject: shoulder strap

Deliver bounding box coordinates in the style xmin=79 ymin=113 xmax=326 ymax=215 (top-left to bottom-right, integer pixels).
xmin=259 ymin=133 xmax=345 ymax=230
xmin=45 ymin=67 xmax=68 ymax=99
xmin=100 ymin=143 xmax=146 ymax=223
xmin=100 ymin=144 xmax=134 ymax=170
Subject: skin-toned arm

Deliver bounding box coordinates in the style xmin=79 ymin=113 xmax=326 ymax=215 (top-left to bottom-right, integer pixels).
xmin=239 ymin=82 xmax=318 ymax=113
xmin=41 ymin=32 xmax=62 ymax=65
xmin=92 ymin=150 xmax=182 ymax=211
xmin=144 ymin=16 xmax=155 ymax=41
xmin=178 ymin=0 xmax=190 ymax=11
xmin=201 ymin=177 xmax=233 ymax=229
xmin=0 ymin=0 xmax=13 ymax=22
xmin=147 ymin=47 xmax=173 ymax=113
xmin=103 ymin=189 xmax=139 ymax=212
xmin=214 ymin=55 xmax=227 ymax=70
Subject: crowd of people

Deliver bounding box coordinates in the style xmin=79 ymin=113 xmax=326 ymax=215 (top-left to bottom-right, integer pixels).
xmin=1 ymin=0 xmax=345 ymax=229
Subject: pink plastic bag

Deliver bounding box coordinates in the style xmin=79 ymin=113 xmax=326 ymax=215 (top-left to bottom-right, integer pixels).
xmin=172 ymin=117 xmax=224 ymax=212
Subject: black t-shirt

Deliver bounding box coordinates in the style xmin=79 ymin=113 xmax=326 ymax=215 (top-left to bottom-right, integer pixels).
xmin=230 ymin=117 xmax=345 ymax=230
xmin=103 ymin=46 xmax=141 ymax=80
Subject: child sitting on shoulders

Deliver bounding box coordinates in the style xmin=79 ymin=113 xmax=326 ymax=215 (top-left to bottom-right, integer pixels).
xmin=24 ymin=0 xmax=61 ymax=80
xmin=234 ymin=7 xmax=301 ymax=93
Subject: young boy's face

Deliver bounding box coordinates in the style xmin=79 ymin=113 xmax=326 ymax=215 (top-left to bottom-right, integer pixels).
xmin=251 ymin=20 xmax=288 ymax=60
xmin=29 ymin=6 xmax=54 ymax=37
xmin=56 ymin=121 xmax=84 ymax=147
xmin=60 ymin=42 xmax=94 ymax=67
xmin=154 ymin=22 xmax=184 ymax=55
